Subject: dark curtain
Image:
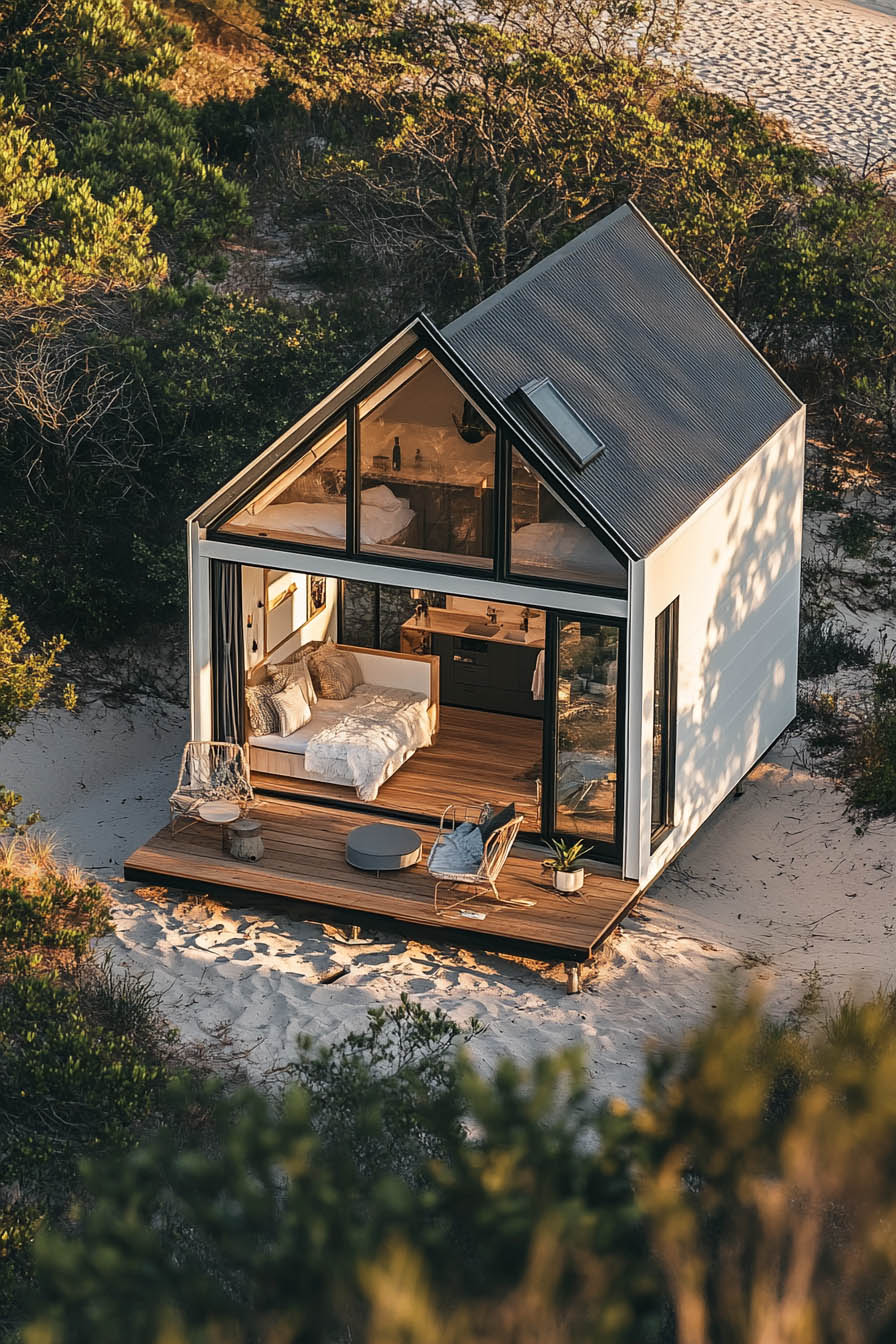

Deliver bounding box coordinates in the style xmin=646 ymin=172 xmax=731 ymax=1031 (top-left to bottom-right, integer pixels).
xmin=211 ymin=559 xmax=245 ymax=743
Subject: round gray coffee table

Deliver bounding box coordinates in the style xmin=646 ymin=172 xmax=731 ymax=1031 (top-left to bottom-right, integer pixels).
xmin=345 ymin=822 xmax=422 ymax=874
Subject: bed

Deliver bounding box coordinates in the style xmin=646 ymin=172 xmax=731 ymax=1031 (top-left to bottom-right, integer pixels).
xmin=247 ymin=644 xmax=439 ymax=801
xmin=511 ymin=521 xmax=626 ymax=586
xmin=227 ymin=485 xmax=418 ymax=547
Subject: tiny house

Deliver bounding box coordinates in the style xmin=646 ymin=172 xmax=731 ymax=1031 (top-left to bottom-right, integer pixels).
xmin=181 ymin=202 xmax=804 ymax=893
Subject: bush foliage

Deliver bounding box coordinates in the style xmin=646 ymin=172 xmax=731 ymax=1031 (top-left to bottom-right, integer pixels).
xmin=18 ymin=986 xmax=896 ymax=1343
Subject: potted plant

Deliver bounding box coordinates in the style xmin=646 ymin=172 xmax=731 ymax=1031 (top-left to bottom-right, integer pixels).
xmin=543 ymin=838 xmax=592 ymax=893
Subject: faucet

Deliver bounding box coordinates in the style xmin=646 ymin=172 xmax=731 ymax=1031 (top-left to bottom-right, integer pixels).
xmin=520 ymin=606 xmax=534 ymax=633
xmin=486 ymin=606 xmax=498 ymax=625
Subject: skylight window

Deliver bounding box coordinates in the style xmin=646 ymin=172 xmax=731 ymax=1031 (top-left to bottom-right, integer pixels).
xmin=517 ymin=378 xmax=605 ymax=469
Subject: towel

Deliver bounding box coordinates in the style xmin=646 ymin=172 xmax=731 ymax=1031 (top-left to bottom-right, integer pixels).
xmin=531 ymin=648 xmax=545 ymax=700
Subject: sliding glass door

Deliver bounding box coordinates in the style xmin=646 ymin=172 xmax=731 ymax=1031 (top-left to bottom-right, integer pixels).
xmin=549 ymin=615 xmax=625 ymax=861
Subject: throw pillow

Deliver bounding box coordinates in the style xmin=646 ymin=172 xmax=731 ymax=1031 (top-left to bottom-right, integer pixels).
xmin=270 ymin=656 xmax=317 ymax=707
xmin=479 ymin=802 xmax=518 ymax=845
xmin=272 ymin=682 xmax=311 ymax=737
xmin=245 ymin=682 xmax=279 ymax=736
xmin=308 ymin=645 xmax=362 ymax=700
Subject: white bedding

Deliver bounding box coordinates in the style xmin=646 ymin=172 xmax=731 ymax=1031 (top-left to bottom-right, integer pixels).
xmin=511 ymin=521 xmax=625 ymax=584
xmin=233 ymin=486 xmax=414 ymax=545
xmin=249 ymin=684 xmax=432 ymax=800
xmin=249 ymin=696 xmax=357 ymax=754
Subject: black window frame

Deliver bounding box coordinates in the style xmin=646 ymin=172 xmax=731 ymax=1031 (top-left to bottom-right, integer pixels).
xmin=545 ymin=610 xmax=627 ymax=865
xmin=205 ymin=331 xmax=630 ymax=600
xmin=650 ymin=598 xmax=678 ymax=851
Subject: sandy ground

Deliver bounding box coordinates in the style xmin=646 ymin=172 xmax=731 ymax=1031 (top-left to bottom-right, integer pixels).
xmin=2 ymin=685 xmax=894 ymax=1104
xmin=675 ymin=0 xmax=896 ymax=168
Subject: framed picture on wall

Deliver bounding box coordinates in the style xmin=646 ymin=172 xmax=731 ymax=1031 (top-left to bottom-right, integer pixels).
xmin=308 ymin=575 xmax=327 ymax=619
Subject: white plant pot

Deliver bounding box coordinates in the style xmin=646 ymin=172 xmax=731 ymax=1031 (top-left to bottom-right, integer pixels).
xmin=553 ymin=868 xmax=584 ymax=893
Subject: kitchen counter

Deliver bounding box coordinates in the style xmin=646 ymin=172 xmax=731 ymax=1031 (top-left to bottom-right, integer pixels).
xmin=400 ymin=610 xmax=545 ymax=649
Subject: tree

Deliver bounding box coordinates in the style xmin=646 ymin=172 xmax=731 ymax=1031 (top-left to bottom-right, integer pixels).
xmin=263 ymin=0 xmax=688 ymax=310
xmin=0 ymin=96 xmax=162 ymax=314
xmin=0 ymin=0 xmax=249 ymax=278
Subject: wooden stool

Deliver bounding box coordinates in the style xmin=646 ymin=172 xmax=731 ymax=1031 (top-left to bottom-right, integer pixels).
xmin=228 ymin=817 xmax=264 ymax=862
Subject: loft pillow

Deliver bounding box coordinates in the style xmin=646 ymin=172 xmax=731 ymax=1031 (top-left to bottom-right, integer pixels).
xmin=361 ymin=485 xmax=404 ymax=510
xmin=272 ymin=682 xmax=311 ymax=737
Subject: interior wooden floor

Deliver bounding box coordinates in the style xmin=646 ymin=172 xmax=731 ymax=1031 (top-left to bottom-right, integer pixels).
xmin=124 ymin=795 xmax=639 ymax=966
xmin=252 ymin=706 xmax=544 ymax=829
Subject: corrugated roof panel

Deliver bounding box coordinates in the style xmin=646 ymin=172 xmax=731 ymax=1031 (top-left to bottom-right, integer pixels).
xmin=443 ymin=205 xmax=800 ymax=557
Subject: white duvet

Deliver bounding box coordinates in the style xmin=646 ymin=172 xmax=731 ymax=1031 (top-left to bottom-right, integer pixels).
xmin=511 ymin=521 xmax=625 ymax=584
xmin=303 ymin=686 xmax=432 ymax=801
xmin=235 ymin=485 xmax=414 ymax=545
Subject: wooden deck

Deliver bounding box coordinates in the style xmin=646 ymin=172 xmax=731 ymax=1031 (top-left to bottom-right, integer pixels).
xmin=124 ymin=796 xmax=639 ymax=966
xmin=252 ymin=705 xmax=543 ymax=827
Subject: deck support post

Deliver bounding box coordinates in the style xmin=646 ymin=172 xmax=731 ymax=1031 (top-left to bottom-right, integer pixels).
xmin=734 ymin=778 xmax=745 ymax=798
xmin=349 ymin=924 xmax=361 ymax=942
xmin=565 ymin=962 xmax=581 ymax=995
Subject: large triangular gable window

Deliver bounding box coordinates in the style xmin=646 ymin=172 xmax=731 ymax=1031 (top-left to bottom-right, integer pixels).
xmin=509 ymin=447 xmax=626 ymax=588
xmin=220 ymin=418 xmax=348 ymax=549
xmin=357 ymin=351 xmax=495 ymax=568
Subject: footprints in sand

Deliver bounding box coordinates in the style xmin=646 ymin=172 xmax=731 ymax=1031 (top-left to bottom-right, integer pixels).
xmin=674 ymin=0 xmax=896 ymax=169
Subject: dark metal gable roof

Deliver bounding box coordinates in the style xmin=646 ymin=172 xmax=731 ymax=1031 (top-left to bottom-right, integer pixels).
xmin=442 ymin=204 xmax=802 ymax=558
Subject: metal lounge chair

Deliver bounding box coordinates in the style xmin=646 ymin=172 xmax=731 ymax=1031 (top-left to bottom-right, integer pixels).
xmin=169 ymin=741 xmax=254 ymax=837
xmin=429 ymin=803 xmax=527 ymax=914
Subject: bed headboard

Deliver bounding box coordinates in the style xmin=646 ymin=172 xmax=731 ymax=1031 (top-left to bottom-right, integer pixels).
xmin=247 ymin=642 xmax=440 ymax=731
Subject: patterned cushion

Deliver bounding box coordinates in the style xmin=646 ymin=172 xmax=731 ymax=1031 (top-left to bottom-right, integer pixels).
xmin=246 ymin=681 xmax=280 ymax=735
xmin=309 ymin=645 xmax=363 ymax=700
xmin=271 ymin=682 xmax=311 ymax=736
xmin=270 ymin=655 xmax=317 ymax=707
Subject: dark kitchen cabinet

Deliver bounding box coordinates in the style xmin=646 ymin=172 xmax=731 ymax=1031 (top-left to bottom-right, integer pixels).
xmin=432 ymin=634 xmax=543 ymax=718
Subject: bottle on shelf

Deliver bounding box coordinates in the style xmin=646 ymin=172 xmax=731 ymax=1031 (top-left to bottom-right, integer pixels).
xmin=392 ymin=435 xmax=402 ymax=471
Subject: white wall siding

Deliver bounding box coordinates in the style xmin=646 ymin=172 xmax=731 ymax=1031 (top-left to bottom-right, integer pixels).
xmin=636 ymin=407 xmax=805 ymax=886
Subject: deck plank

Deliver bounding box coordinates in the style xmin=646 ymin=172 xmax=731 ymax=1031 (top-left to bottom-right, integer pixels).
xmin=124 ymin=796 xmax=639 ymax=963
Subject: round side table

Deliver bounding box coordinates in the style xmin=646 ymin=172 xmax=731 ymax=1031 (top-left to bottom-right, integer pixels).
xmin=197 ymin=801 xmax=242 ymax=851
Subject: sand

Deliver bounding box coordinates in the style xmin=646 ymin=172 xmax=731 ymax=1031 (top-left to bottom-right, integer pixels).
xmin=674 ymin=0 xmax=896 ymax=169
xmin=2 ymin=679 xmax=893 ymax=1104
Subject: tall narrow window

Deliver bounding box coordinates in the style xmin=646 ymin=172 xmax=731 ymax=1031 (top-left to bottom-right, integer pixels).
xmin=651 ymin=599 xmax=678 ymax=846
xmin=554 ymin=618 xmax=622 ymax=850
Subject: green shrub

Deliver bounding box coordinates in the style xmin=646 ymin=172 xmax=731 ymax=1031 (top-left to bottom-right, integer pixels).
xmin=1 ymin=291 xmax=356 ymax=638
xmin=291 ymin=992 xmax=483 ymax=1186
xmin=830 ymin=509 xmax=878 ymax=559
xmin=0 ymin=843 xmax=191 ymax=1326
xmin=843 ymin=660 xmax=896 ymax=817
xmin=27 ymin=991 xmax=896 ymax=1344
xmin=798 ymin=617 xmax=871 ymax=679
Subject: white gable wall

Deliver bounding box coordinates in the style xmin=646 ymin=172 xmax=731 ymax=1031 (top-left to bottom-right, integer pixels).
xmin=632 ymin=405 xmax=805 ymax=887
